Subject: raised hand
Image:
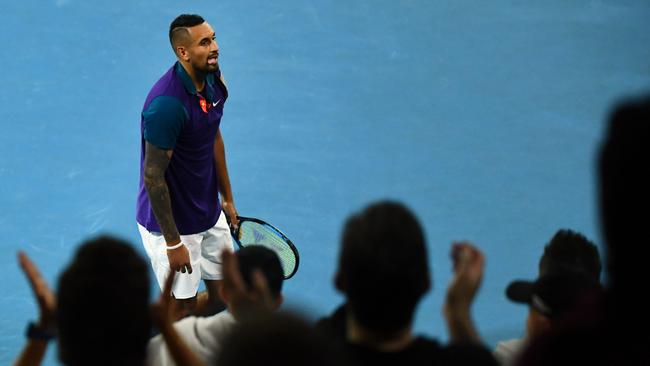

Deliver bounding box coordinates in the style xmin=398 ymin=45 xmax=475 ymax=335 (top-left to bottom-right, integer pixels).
xmin=446 ymin=241 xmax=485 ymax=309
xmin=18 ymin=252 xmax=56 ymax=330
xmin=221 ymin=249 xmax=273 ymax=318
xmin=151 ymin=271 xmax=206 ymax=366
xmin=151 ymin=270 xmax=176 ymax=329
xmin=443 ymin=242 xmax=486 ymax=344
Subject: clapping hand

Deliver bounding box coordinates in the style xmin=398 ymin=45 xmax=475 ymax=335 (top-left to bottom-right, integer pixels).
xmin=151 ymin=270 xmax=177 ymax=329
xmin=221 ymin=249 xmax=273 ymax=319
xmin=18 ymin=252 xmax=56 ymax=331
xmin=445 ymin=241 xmax=485 ymax=314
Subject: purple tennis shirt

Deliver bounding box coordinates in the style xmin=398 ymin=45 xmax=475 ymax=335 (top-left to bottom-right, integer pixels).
xmin=136 ymin=62 xmax=228 ymax=235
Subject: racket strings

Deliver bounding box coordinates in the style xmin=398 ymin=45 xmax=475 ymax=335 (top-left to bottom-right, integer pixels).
xmin=238 ymin=222 xmax=297 ymax=278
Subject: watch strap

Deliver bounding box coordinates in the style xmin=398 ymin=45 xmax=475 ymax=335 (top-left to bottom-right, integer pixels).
xmin=26 ymin=321 xmax=56 ymax=341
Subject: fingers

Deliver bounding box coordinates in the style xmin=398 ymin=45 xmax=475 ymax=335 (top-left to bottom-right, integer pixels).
xmin=223 ymin=203 xmax=239 ymax=231
xmin=18 ymin=251 xmax=39 ymax=284
xmin=230 ymin=214 xmax=239 ymax=231
xmin=251 ymin=269 xmax=270 ymax=294
xmin=450 ymin=242 xmax=468 ymax=272
xmin=227 ymin=215 xmax=239 ymax=232
xmin=173 ymin=265 xmax=192 ymax=274
xmin=162 ymin=270 xmax=176 ymax=299
xmin=151 ymin=270 xmax=176 ymax=328
xmin=176 ymin=263 xmax=192 ymax=274
xmin=168 ymin=246 xmax=193 ymax=274
xmin=222 ymin=250 xmax=275 ymax=316
xmin=18 ymin=251 xmax=57 ymax=327
xmin=222 ymin=249 xmax=246 ymax=293
xmin=450 ymin=241 xmax=484 ymax=271
xmin=450 ymin=241 xmax=486 ymax=290
xmin=170 ymin=263 xmax=184 ymax=273
xmin=18 ymin=251 xmax=48 ymax=297
xmin=222 ymin=250 xmax=270 ymax=296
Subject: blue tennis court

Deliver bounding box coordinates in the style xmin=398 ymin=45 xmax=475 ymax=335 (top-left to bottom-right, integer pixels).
xmin=2 ymin=1 xmax=649 ymax=364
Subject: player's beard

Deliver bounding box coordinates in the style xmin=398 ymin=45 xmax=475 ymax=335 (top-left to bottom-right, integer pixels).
xmin=191 ymin=57 xmax=219 ymax=75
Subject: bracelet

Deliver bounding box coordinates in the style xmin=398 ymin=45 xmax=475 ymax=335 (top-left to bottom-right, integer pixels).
xmin=166 ymin=242 xmax=184 ymax=250
xmin=26 ymin=321 xmax=56 ymax=341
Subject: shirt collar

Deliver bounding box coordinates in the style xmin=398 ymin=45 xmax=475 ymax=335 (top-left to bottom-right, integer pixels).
xmin=175 ymin=62 xmax=216 ymax=101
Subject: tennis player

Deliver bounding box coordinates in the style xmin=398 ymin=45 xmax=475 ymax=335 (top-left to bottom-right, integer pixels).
xmin=136 ymin=14 xmax=238 ymax=317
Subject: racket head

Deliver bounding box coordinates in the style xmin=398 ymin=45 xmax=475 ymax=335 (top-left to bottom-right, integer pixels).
xmin=230 ymin=216 xmax=299 ymax=280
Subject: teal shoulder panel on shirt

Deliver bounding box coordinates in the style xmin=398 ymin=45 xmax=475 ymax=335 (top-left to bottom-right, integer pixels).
xmin=143 ymin=96 xmax=188 ymax=149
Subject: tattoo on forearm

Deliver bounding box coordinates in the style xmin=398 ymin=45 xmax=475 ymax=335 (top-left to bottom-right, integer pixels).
xmin=144 ymin=143 xmax=180 ymax=244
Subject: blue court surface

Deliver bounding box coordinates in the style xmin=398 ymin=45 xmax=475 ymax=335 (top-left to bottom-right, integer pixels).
xmin=1 ymin=1 xmax=649 ymax=364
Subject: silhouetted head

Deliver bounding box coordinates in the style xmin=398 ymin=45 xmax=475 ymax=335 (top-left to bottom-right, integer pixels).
xmin=57 ymin=236 xmax=151 ymax=366
xmin=335 ymin=201 xmax=430 ymax=334
xmin=220 ymin=245 xmax=285 ymax=312
xmin=598 ymin=95 xmax=650 ymax=288
xmin=539 ymin=229 xmax=602 ymax=281
xmin=237 ymin=245 xmax=284 ymax=297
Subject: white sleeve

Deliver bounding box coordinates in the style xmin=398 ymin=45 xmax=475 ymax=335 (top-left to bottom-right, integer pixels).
xmin=192 ymin=312 xmax=237 ymax=364
xmin=146 ymin=312 xmax=236 ymax=366
xmin=493 ymin=338 xmax=525 ymax=366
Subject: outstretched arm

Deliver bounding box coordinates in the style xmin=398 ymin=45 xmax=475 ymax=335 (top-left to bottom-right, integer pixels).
xmin=443 ymin=242 xmax=485 ymax=344
xmin=152 ymin=272 xmax=206 ymax=366
xmin=144 ymin=142 xmax=192 ymax=274
xmin=14 ymin=252 xmax=56 ymax=366
xmin=213 ymin=129 xmax=238 ymax=229
xmin=14 ymin=340 xmax=48 ymax=366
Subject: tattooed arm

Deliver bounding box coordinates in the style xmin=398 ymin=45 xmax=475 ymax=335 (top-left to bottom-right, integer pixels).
xmin=143 ymin=142 xmax=192 ymax=274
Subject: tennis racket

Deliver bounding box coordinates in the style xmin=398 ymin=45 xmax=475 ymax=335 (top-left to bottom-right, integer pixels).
xmin=229 ymin=216 xmax=299 ymax=280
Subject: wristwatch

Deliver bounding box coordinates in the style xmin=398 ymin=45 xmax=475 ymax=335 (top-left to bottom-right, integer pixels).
xmin=25 ymin=321 xmax=56 ymax=341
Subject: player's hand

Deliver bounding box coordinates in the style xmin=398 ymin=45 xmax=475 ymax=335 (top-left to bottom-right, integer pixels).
xmin=444 ymin=241 xmax=485 ymax=312
xmin=222 ymin=201 xmax=239 ymax=231
xmin=167 ymin=244 xmax=192 ymax=274
xmin=18 ymin=252 xmax=57 ymax=330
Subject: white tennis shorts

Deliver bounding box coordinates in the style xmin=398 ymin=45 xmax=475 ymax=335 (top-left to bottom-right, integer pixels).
xmin=137 ymin=212 xmax=234 ymax=299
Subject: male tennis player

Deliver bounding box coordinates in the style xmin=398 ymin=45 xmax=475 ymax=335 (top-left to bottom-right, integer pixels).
xmin=136 ymin=13 xmax=239 ymax=317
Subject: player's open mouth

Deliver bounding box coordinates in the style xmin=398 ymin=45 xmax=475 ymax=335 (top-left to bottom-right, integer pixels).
xmin=207 ymin=56 xmax=218 ymax=65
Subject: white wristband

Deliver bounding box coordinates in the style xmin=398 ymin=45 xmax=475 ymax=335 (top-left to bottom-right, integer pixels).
xmin=166 ymin=242 xmax=184 ymax=250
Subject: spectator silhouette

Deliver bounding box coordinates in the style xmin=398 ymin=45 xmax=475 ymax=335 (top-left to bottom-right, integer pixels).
xmin=537 ymin=229 xmax=601 ymax=280
xmin=216 ymin=311 xmax=346 ymax=366
xmin=517 ymin=95 xmax=650 ymax=365
xmin=15 ymin=236 xmax=151 ymax=366
xmin=494 ymin=229 xmax=602 ymax=365
xmin=316 ymin=200 xmax=498 ymax=365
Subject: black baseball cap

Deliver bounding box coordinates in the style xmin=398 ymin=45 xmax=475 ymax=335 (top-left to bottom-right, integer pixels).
xmin=506 ymin=271 xmax=599 ymax=319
